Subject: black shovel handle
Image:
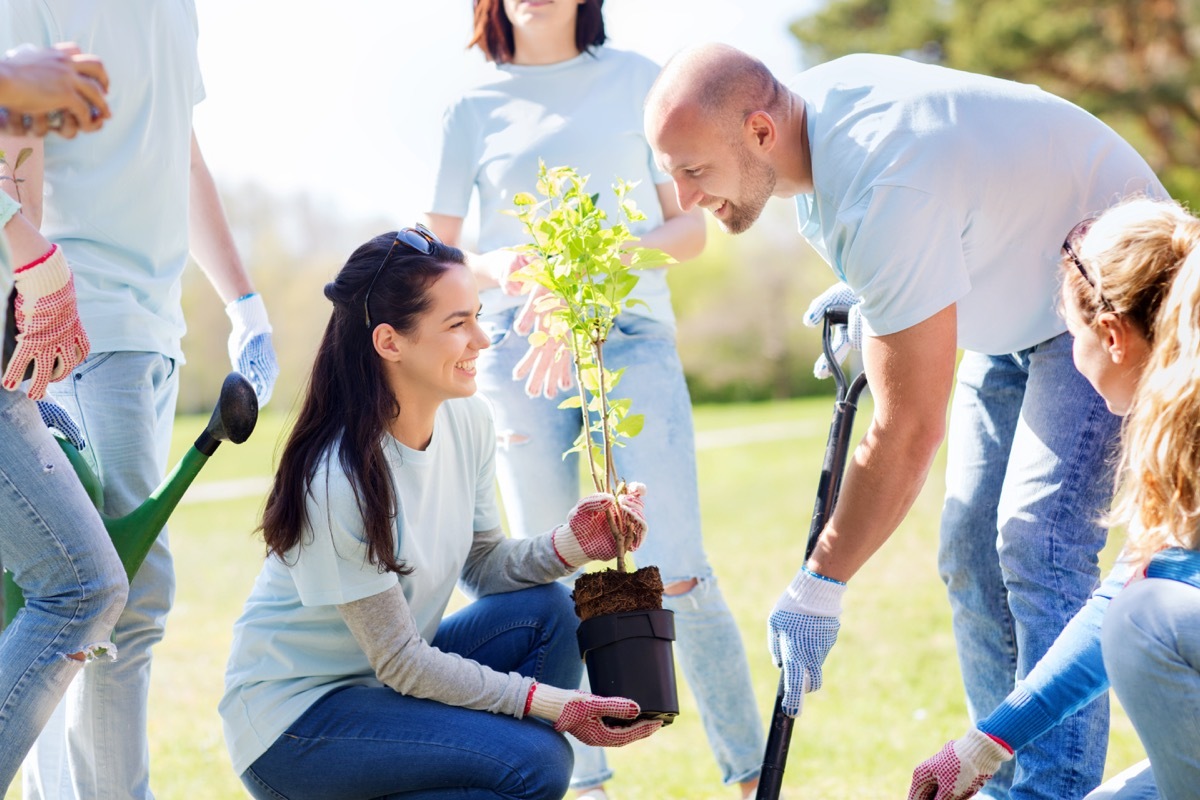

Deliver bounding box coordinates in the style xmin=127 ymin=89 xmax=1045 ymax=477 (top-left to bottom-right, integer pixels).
xmin=756 ymin=305 xmax=868 ymax=800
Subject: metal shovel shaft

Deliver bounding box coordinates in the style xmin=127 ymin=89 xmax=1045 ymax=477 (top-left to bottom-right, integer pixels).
xmin=756 ymin=307 xmax=868 ymax=800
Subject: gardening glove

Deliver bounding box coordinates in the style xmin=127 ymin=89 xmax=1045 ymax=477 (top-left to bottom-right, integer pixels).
xmin=524 ymin=682 xmax=662 ymax=748
xmin=768 ymin=566 xmax=846 ymax=717
xmin=552 ymin=482 xmax=647 ymax=569
xmin=908 ymin=728 xmax=1013 ymax=800
xmin=3 ymin=245 xmax=90 ymax=400
xmin=513 ymin=285 xmax=574 ymax=399
xmin=37 ymin=397 xmax=86 ymax=450
xmin=225 ymin=293 xmax=278 ymax=406
xmin=802 ymin=282 xmax=868 ymax=379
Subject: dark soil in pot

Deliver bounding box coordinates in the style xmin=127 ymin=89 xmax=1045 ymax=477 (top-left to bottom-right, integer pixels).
xmin=573 ymin=565 xmax=663 ymax=620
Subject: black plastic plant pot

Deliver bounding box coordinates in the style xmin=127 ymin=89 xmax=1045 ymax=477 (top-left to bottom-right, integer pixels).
xmin=577 ymin=608 xmax=679 ymax=725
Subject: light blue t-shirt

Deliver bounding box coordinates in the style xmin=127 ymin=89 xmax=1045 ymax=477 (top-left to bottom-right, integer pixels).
xmin=219 ymin=396 xmax=502 ymax=776
xmin=1 ymin=0 xmax=206 ymax=360
xmin=429 ymin=46 xmax=676 ymax=326
xmin=792 ymin=54 xmax=1164 ymax=355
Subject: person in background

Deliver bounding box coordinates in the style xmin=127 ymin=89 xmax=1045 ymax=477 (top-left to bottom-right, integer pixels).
xmin=909 ymin=197 xmax=1200 ymax=800
xmin=644 ymin=43 xmax=1165 ymax=798
xmin=0 ymin=3 xmax=279 ymax=797
xmin=220 ymin=229 xmax=660 ymax=800
xmin=0 ymin=42 xmax=127 ymax=795
xmin=423 ymin=3 xmax=764 ymax=798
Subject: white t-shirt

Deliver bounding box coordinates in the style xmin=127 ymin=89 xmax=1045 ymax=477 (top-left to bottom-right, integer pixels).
xmin=1 ymin=0 xmax=206 ymax=360
xmin=220 ymin=396 xmax=502 ymax=776
xmin=428 ymin=46 xmax=676 ymax=326
xmin=792 ymin=54 xmax=1164 ymax=355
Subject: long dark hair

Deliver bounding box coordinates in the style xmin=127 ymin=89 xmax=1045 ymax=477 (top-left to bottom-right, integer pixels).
xmin=261 ymin=232 xmax=466 ymax=574
xmin=469 ymin=0 xmax=606 ymax=63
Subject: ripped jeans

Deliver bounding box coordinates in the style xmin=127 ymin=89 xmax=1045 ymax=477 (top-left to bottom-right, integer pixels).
xmin=0 ymin=386 xmax=127 ymax=792
xmin=478 ymin=308 xmax=764 ymax=788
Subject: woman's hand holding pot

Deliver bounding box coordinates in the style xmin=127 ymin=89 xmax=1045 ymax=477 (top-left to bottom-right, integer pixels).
xmin=551 ymin=482 xmax=647 ymax=568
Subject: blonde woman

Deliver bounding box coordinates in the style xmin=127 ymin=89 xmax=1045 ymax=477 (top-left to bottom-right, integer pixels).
xmin=909 ymin=197 xmax=1200 ymax=800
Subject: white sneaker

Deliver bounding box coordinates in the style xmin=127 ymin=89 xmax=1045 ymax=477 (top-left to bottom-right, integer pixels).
xmin=576 ymin=789 xmax=609 ymax=800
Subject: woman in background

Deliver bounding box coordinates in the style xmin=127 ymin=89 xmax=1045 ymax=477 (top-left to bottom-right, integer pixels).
xmin=424 ymin=2 xmax=763 ymax=796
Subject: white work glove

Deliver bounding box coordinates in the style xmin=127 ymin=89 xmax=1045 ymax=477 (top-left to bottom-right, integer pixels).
xmin=550 ymin=483 xmax=647 ymax=568
xmin=225 ymin=293 xmax=278 ymax=406
xmin=524 ymin=682 xmax=662 ymax=748
xmin=802 ymin=282 xmax=867 ymax=379
xmin=768 ymin=566 xmax=846 ymax=717
xmin=908 ymin=728 xmax=1014 ymax=800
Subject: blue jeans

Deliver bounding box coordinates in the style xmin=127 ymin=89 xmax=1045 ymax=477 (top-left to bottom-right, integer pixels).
xmin=940 ymin=332 xmax=1119 ymax=800
xmin=1094 ymin=577 xmax=1200 ymax=800
xmin=477 ymin=309 xmax=763 ymax=788
xmin=23 ymin=352 xmax=179 ymax=800
xmin=241 ymin=583 xmax=581 ymax=799
xmin=0 ymin=387 xmax=127 ymax=793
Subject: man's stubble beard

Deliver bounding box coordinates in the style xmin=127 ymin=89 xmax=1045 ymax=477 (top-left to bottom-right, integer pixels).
xmin=721 ymin=146 xmax=777 ymax=235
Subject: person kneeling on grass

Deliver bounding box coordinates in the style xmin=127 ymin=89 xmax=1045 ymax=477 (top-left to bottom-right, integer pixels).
xmin=218 ymin=227 xmax=660 ymax=800
xmin=909 ymin=197 xmax=1200 ymax=800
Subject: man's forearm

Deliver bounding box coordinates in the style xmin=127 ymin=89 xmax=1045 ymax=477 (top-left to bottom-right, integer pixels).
xmin=806 ymin=416 xmax=943 ymax=582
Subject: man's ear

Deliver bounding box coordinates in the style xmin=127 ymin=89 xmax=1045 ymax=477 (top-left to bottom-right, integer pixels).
xmin=372 ymin=323 xmax=405 ymax=363
xmin=745 ymin=110 xmax=777 ymax=153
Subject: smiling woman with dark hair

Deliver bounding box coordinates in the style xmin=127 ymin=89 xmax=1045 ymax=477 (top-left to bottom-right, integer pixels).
xmin=219 ymin=228 xmax=660 ymax=800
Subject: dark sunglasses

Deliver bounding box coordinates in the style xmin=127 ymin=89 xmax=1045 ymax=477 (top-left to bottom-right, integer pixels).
xmin=1062 ymin=217 xmax=1112 ymax=309
xmin=363 ymin=225 xmax=442 ymax=329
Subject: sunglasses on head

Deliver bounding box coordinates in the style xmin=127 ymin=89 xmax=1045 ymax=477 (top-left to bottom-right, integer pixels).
xmin=363 ymin=224 xmax=442 ymax=329
xmin=1062 ymin=217 xmax=1112 ymax=310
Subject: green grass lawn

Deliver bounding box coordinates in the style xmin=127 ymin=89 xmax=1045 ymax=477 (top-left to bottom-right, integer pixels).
xmin=7 ymin=395 xmax=1145 ymax=799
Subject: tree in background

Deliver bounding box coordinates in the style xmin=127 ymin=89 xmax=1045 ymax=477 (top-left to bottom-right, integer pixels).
xmin=790 ymin=0 xmax=1200 ymax=206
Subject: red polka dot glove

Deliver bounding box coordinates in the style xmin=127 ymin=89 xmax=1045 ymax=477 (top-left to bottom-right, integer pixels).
xmin=3 ymin=245 xmax=90 ymax=400
xmin=524 ymin=682 xmax=662 ymax=748
xmin=907 ymin=728 xmax=1013 ymax=800
xmin=551 ymin=482 xmax=647 ymax=569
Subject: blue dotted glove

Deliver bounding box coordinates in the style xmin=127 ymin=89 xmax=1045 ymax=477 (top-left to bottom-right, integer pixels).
xmin=36 ymin=398 xmax=86 ymax=450
xmin=225 ymin=293 xmax=278 ymax=406
xmin=768 ymin=566 xmax=847 ymax=717
xmin=801 ymin=282 xmax=868 ymax=379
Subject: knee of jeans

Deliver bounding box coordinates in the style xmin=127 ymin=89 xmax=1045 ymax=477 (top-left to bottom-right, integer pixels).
xmin=63 ymin=639 xmax=119 ymax=664
xmin=662 ymin=574 xmax=722 ymax=613
xmin=62 ymin=573 xmax=127 ymax=663
xmin=1101 ymin=583 xmax=1161 ymax=680
xmin=496 ymin=428 xmax=531 ymax=450
xmin=534 ymin=581 xmax=577 ymax=627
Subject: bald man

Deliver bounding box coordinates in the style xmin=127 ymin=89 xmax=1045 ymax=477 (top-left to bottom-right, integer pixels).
xmin=646 ymin=44 xmax=1164 ymax=800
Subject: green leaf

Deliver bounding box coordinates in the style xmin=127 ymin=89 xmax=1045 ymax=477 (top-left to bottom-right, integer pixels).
xmin=14 ymin=147 xmax=32 ymax=171
xmin=617 ymin=414 xmax=645 ymax=438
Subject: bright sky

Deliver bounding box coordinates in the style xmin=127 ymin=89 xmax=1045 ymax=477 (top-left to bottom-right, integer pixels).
xmin=192 ymin=0 xmax=818 ymax=224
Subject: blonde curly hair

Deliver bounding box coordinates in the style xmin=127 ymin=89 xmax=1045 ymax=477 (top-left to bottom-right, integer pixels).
xmin=1063 ymin=197 xmax=1200 ymax=562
